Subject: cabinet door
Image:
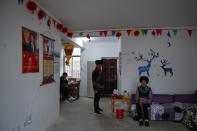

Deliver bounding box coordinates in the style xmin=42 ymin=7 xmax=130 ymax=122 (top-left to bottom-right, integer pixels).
xmin=102 ymin=59 xmax=117 ymax=95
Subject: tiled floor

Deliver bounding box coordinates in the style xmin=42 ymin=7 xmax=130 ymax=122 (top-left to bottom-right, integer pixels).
xmin=46 ymin=97 xmax=189 ymax=131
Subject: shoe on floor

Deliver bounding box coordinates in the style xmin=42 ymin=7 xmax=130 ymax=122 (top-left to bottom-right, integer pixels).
xmin=98 ymin=108 xmax=103 ymax=112
xmin=139 ymin=119 xmax=143 ymax=126
xmin=94 ymin=110 xmax=102 ymax=114
xmin=145 ymin=119 xmax=149 ymax=127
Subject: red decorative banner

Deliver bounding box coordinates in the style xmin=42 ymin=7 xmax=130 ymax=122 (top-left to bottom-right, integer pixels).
xmin=156 ymin=29 xmax=162 ymax=35
xmin=67 ymin=32 xmax=73 ymax=38
xmin=152 ymin=30 xmax=156 ymax=36
xmin=188 ymin=30 xmax=192 ymax=36
xmin=62 ymin=27 xmax=68 ymax=33
xmin=116 ymin=32 xmax=121 ymax=38
xmin=99 ymin=31 xmax=103 ymax=36
xmin=87 ymin=34 xmax=90 ymax=39
xmin=26 ymin=1 xmax=37 ymax=14
xmin=104 ymin=31 xmax=108 ymax=37
xmin=134 ymin=30 xmax=140 ymax=36
xmin=127 ymin=30 xmax=131 ymax=36
xmin=37 ymin=9 xmax=45 ymax=20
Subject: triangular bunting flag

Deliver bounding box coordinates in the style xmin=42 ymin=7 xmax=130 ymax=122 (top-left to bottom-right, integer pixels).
xmin=79 ymin=32 xmax=83 ymax=37
xmin=112 ymin=31 xmax=116 ymax=36
xmin=152 ymin=30 xmax=156 ymax=36
xmin=47 ymin=18 xmax=51 ymax=28
xmin=104 ymin=31 xmax=108 ymax=37
xmin=127 ymin=30 xmax=131 ymax=36
xmin=156 ymin=29 xmax=162 ymax=35
xmin=67 ymin=32 xmax=73 ymax=38
xmin=99 ymin=31 xmax=103 ymax=36
xmin=87 ymin=34 xmax=90 ymax=39
xmin=173 ymin=29 xmax=177 ymax=36
xmin=141 ymin=30 xmax=145 ymax=36
xmin=51 ymin=18 xmax=54 ymax=27
xmin=18 ymin=0 xmax=24 ymax=5
xmin=134 ymin=30 xmax=140 ymax=37
xmin=116 ymin=32 xmax=121 ymax=39
xmin=144 ymin=30 xmax=148 ymax=36
xmin=131 ymin=30 xmax=134 ymax=36
xmin=188 ymin=30 xmax=192 ymax=37
xmin=167 ymin=31 xmax=171 ymax=38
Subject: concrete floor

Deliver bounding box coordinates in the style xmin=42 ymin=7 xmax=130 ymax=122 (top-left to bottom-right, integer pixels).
xmin=46 ymin=97 xmax=189 ymax=131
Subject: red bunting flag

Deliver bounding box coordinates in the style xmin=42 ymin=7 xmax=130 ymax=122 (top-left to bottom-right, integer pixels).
xmin=188 ymin=30 xmax=192 ymax=37
xmin=116 ymin=32 xmax=121 ymax=39
xmin=99 ymin=31 xmax=103 ymax=36
xmin=67 ymin=32 xmax=73 ymax=38
xmin=47 ymin=18 xmax=51 ymax=28
xmin=57 ymin=24 xmax=63 ymax=31
xmin=62 ymin=27 xmax=68 ymax=33
xmin=104 ymin=31 xmax=108 ymax=37
xmin=127 ymin=30 xmax=131 ymax=36
xmin=156 ymin=29 xmax=162 ymax=35
xmin=134 ymin=30 xmax=140 ymax=36
xmin=152 ymin=30 xmax=156 ymax=36
xmin=87 ymin=34 xmax=90 ymax=39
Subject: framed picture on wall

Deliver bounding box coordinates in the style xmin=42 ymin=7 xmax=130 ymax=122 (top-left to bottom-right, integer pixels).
xmin=41 ymin=34 xmax=55 ymax=85
xmin=22 ymin=27 xmax=39 ymax=73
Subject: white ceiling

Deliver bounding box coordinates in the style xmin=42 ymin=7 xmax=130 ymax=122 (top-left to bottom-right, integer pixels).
xmin=36 ymin=0 xmax=197 ymax=31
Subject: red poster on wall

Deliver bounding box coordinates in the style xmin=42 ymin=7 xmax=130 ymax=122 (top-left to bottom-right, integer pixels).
xmin=22 ymin=27 xmax=39 ymax=73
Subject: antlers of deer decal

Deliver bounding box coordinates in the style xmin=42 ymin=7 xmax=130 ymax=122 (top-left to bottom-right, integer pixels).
xmin=135 ymin=49 xmax=159 ymax=76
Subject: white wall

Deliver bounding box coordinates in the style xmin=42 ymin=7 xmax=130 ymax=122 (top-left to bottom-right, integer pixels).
xmin=120 ymin=30 xmax=197 ymax=95
xmin=80 ymin=37 xmax=120 ymax=96
xmin=0 ymin=1 xmax=61 ymax=131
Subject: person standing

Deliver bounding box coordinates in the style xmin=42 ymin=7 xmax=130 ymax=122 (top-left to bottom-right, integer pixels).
xmin=92 ymin=60 xmax=103 ymax=114
xmin=136 ymin=76 xmax=152 ymax=126
xmin=60 ymin=72 xmax=68 ymax=101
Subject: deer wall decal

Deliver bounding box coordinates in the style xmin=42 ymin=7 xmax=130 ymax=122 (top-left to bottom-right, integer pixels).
xmin=160 ymin=59 xmax=173 ymax=77
xmin=135 ymin=49 xmax=159 ymax=76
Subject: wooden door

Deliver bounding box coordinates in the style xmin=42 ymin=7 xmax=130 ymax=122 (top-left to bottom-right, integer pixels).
xmin=101 ymin=59 xmax=117 ymax=96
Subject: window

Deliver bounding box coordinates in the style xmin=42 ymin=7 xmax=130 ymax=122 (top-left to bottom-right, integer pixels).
xmin=65 ymin=48 xmax=81 ymax=78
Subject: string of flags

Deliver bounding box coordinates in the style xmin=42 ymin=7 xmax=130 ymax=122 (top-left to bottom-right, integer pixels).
xmin=19 ymin=0 xmax=194 ymax=40
xmin=75 ymin=29 xmax=193 ymax=40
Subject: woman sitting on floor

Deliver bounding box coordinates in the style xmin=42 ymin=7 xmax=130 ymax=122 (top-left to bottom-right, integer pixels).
xmin=136 ymin=76 xmax=152 ymax=126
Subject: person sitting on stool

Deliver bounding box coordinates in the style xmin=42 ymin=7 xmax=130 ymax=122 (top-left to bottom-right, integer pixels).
xmin=136 ymin=76 xmax=152 ymax=126
xmin=92 ymin=60 xmax=104 ymax=114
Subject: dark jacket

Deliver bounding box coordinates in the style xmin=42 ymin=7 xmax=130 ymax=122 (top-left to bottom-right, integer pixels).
xmin=92 ymin=69 xmax=102 ymax=91
xmin=60 ymin=76 xmax=68 ymax=93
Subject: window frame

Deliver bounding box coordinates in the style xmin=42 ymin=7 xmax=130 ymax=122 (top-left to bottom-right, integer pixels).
xmin=64 ymin=55 xmax=81 ymax=78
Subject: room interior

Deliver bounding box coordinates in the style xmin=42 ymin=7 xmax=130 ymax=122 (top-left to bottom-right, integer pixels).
xmin=0 ymin=0 xmax=197 ymax=131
